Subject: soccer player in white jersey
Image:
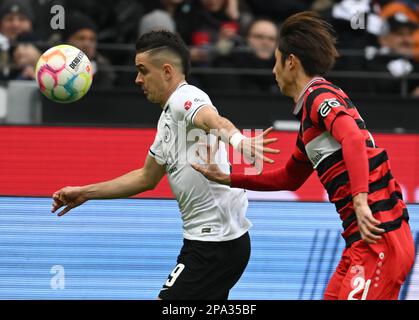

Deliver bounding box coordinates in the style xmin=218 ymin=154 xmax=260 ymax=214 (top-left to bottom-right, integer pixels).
xmin=51 ymin=30 xmax=278 ymax=300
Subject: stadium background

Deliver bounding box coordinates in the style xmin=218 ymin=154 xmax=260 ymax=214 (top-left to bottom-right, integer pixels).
xmin=0 ymin=0 xmax=418 ymax=299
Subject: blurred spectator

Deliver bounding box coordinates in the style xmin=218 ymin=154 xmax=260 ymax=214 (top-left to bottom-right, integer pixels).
xmin=365 ymin=9 xmax=419 ymax=96
xmin=188 ymin=0 xmax=243 ymax=66
xmin=31 ymin=0 xmax=144 ymax=45
xmin=325 ymin=0 xmax=383 ymax=72
xmin=414 ymin=28 xmax=419 ymax=61
xmin=311 ymin=0 xmax=334 ymax=12
xmin=212 ymin=18 xmax=279 ymax=92
xmin=0 ymin=31 xmax=10 ymax=79
xmin=47 ymin=0 xmax=145 ymax=71
xmin=30 ymin=0 xmax=65 ymax=42
xmin=381 ymin=1 xmax=419 ymax=23
xmin=380 ymin=12 xmax=417 ymax=57
xmin=139 ymin=10 xmax=176 ymax=36
xmin=62 ymin=11 xmax=116 ymax=89
xmin=0 ymin=0 xmax=41 ymax=81
xmin=246 ymin=19 xmax=278 ymax=61
xmin=98 ymin=0 xmax=144 ymax=44
xmin=9 ymin=32 xmax=42 ymax=80
xmin=380 ymin=0 xmax=419 ymax=62
xmin=244 ymin=0 xmax=314 ymax=23
xmin=57 ymin=0 xmax=144 ymax=44
xmin=139 ymin=1 xmax=194 ymax=42
xmin=12 ymin=43 xmax=40 ymax=80
xmin=0 ymin=0 xmax=33 ymax=42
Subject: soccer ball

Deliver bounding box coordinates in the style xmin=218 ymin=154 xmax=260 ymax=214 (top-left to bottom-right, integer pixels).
xmin=35 ymin=44 xmax=93 ymax=103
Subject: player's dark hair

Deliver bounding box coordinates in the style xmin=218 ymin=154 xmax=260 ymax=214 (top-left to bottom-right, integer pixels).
xmin=135 ymin=30 xmax=191 ymax=78
xmin=277 ymin=11 xmax=339 ymax=76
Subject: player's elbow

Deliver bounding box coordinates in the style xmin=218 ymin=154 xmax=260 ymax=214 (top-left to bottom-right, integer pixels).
xmin=137 ymin=170 xmax=159 ymax=192
xmin=144 ymin=179 xmax=159 ymax=191
xmin=341 ymin=132 xmax=365 ymax=149
xmin=347 ymin=131 xmax=364 ymax=142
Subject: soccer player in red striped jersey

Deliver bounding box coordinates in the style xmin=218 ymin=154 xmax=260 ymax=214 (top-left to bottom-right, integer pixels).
xmin=192 ymin=11 xmax=415 ymax=300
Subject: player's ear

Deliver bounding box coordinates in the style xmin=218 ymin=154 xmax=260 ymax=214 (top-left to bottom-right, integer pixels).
xmin=288 ymin=54 xmax=297 ymax=70
xmin=162 ymin=63 xmax=174 ymax=79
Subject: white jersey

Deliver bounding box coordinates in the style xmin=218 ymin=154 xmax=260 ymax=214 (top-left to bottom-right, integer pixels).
xmin=148 ymin=82 xmax=251 ymax=241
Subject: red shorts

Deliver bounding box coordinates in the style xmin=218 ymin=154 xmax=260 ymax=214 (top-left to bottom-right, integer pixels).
xmin=324 ymin=220 xmax=415 ymax=300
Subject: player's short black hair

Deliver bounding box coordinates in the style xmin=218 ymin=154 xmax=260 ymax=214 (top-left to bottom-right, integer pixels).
xmin=277 ymin=11 xmax=339 ymax=76
xmin=135 ymin=30 xmax=191 ymax=78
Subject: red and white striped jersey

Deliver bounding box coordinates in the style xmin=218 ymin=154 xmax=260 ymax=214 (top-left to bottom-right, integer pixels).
xmin=231 ymin=77 xmax=409 ymax=247
xmin=293 ymin=78 xmax=408 ymax=246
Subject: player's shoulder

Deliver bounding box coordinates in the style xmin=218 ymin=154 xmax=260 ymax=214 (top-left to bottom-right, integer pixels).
xmin=169 ymin=82 xmax=212 ymax=114
xmin=305 ymin=80 xmax=347 ymax=101
xmin=303 ymin=80 xmax=350 ymax=112
xmin=175 ymin=83 xmax=210 ymax=101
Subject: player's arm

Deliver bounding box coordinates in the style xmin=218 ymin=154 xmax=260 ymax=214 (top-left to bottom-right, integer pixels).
xmin=193 ymin=105 xmax=279 ymax=164
xmin=230 ymin=155 xmax=313 ymax=190
xmin=329 ymin=115 xmax=385 ymax=243
xmin=313 ymin=91 xmax=385 ymax=243
xmin=192 ymin=146 xmax=313 ymax=191
xmin=51 ymin=155 xmax=166 ymax=216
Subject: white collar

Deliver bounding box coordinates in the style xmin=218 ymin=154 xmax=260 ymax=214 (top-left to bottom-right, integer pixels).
xmin=293 ymin=77 xmax=325 ymax=116
xmin=163 ymin=81 xmax=188 ymax=111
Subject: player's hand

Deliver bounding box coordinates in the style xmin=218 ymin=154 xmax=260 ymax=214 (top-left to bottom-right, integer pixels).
xmin=191 ymin=138 xmax=231 ymax=185
xmin=51 ymin=186 xmax=87 ymax=217
xmin=355 ymin=204 xmax=385 ymax=244
xmin=239 ymin=127 xmax=280 ymax=170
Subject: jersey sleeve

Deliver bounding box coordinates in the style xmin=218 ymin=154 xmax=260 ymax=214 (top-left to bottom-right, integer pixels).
xmin=148 ymin=131 xmax=166 ymax=166
xmin=230 ymin=147 xmax=313 ymax=191
xmin=170 ymin=86 xmax=217 ymax=126
xmin=308 ymin=89 xmax=369 ymax=196
xmin=330 ymin=115 xmax=369 ymax=196
xmin=309 ymin=90 xmax=352 ymax=133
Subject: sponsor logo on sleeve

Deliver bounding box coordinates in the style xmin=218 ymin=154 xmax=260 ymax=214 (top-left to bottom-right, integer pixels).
xmin=184 ymin=100 xmax=192 ymax=110
xmin=317 ymin=98 xmax=341 ymax=117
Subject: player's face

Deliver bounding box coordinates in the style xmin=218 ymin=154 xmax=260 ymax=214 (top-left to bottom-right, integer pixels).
xmin=135 ymin=52 xmax=166 ymax=104
xmin=272 ymin=49 xmax=293 ymax=96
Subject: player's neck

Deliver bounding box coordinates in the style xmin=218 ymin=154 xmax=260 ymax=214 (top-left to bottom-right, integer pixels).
xmin=161 ymin=77 xmax=186 ymax=108
xmin=292 ymin=74 xmax=321 ymax=102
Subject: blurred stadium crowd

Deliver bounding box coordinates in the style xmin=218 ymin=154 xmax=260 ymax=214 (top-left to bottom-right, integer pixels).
xmin=0 ymin=0 xmax=418 ymax=97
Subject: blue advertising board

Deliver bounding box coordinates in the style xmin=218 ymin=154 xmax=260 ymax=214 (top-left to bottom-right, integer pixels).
xmin=0 ymin=197 xmax=417 ymax=299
